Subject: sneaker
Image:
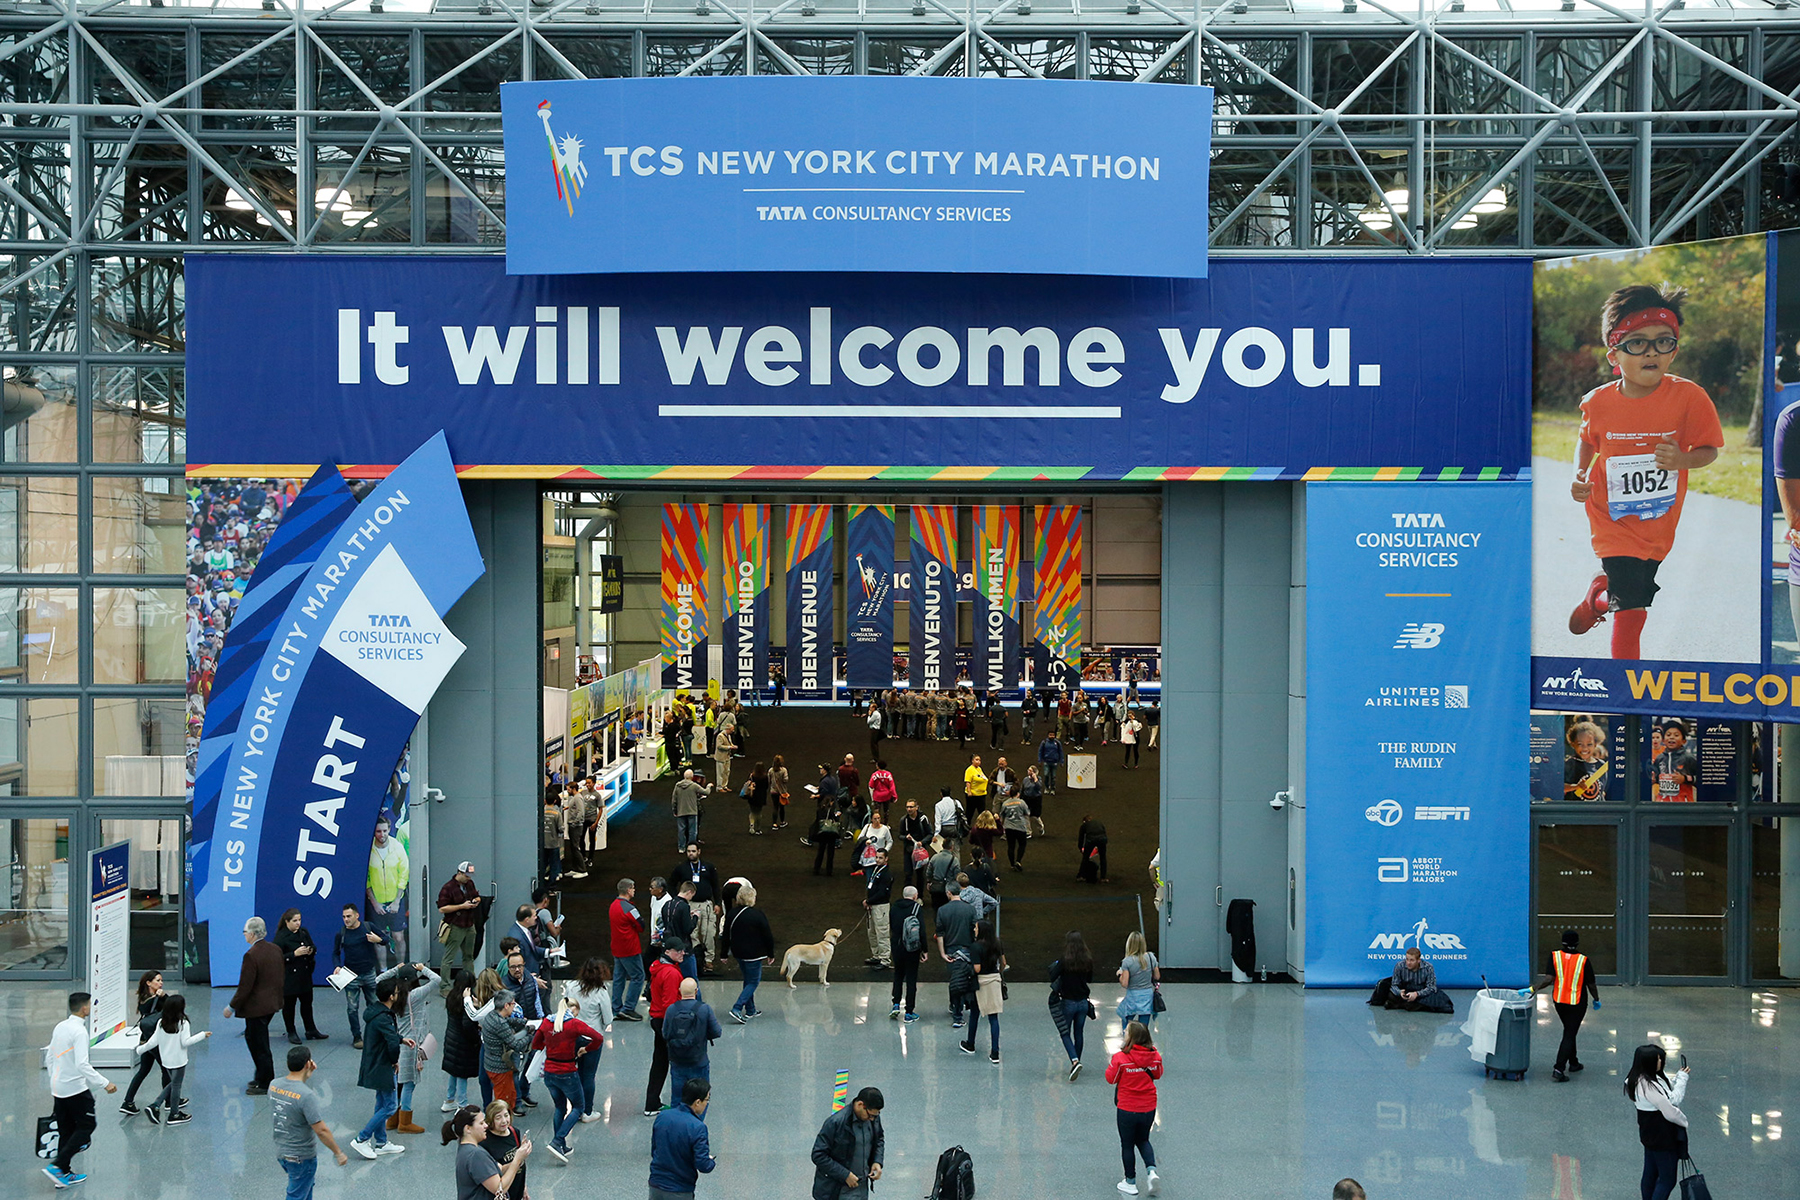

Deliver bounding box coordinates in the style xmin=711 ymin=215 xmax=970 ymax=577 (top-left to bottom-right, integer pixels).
xmin=351 ymin=1137 xmax=379 ymax=1160
xmin=747 ymin=1009 xmax=762 ymax=1019
xmin=1552 ymin=1068 xmax=1569 ymax=1082
xmin=616 ymin=1010 xmax=644 ymax=1022
xmin=545 ymin=1141 xmax=570 ymax=1165
xmin=864 ymin=957 xmax=883 ymax=966
xmin=1069 ymin=1060 xmax=1083 ymax=1082
xmin=176 ymin=1098 xmax=190 ymax=1110
xmin=517 ymin=1097 xmax=538 ymax=1110
xmin=352 ymin=1039 xmax=364 ymax=1050
xmin=166 ymin=1112 xmax=192 ymax=1126
xmin=565 ymin=871 xmax=588 ymax=879
xmin=798 ymin=838 xmax=813 ymax=847
xmin=579 ymin=1111 xmax=602 ymax=1123
xmin=42 ymin=1167 xmax=69 ymax=1188
xmin=959 ymin=1040 xmax=976 ymax=1055
xmin=375 ymin=1141 xmax=406 ymax=1156
xmin=1146 ymin=1168 xmax=1160 ymax=1195
xmin=643 ymin=1106 xmax=663 ymax=1117
xmin=245 ymin=1085 xmax=268 ymax=1096
xmin=989 ymin=1053 xmax=1001 ymax=1065
xmin=146 ymin=1105 xmax=164 ymax=1125
xmin=1568 ymin=573 xmax=1609 ymax=635
xmin=61 ymin=1171 xmax=87 ymax=1188
xmin=729 ymin=1009 xmax=748 ymax=1025
xmin=890 ymin=1003 xmax=901 ymax=1020
xmin=904 ymin=1012 xmax=920 ymax=1023
xmin=119 ymin=1102 xmax=141 ymax=1117
xmin=952 ymin=1018 xmax=965 ymax=1029
xmin=1118 ymin=1180 xmax=1139 ymax=1196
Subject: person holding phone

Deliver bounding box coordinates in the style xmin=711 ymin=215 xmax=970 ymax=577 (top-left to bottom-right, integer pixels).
xmin=1625 ymin=1044 xmax=1689 ymax=1200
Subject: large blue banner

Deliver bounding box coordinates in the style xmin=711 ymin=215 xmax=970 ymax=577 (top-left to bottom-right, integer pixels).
xmin=501 ymin=77 xmax=1211 ymax=279
xmin=1305 ymin=482 xmax=1530 ymax=989
xmin=191 ymin=434 xmax=484 ymax=984
xmin=909 ymin=506 xmax=958 ymax=692
xmin=784 ymin=503 xmax=835 ymax=698
xmin=187 ymin=255 xmax=1531 ymax=479
xmin=845 ymin=504 xmax=895 ymax=690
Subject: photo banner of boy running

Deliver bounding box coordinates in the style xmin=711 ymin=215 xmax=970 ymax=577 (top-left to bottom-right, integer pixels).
xmin=1033 ymin=504 xmax=1083 ymax=687
xmin=845 ymin=504 xmax=896 ymax=690
xmin=190 ymin=433 xmax=484 ymax=985
xmin=722 ymin=503 xmax=770 ymax=697
xmin=661 ymin=503 xmax=710 ymax=690
xmin=909 ymin=505 xmax=958 ymax=691
xmin=1307 ymin=481 xmax=1530 ymax=989
xmin=785 ymin=503 xmax=835 ymax=697
xmin=975 ymin=505 xmax=1022 ymax=691
xmin=1531 ymin=233 xmax=1793 ymax=720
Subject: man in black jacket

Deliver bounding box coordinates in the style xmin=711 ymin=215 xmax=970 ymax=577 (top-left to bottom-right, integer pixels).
xmin=888 ymin=888 xmax=927 ymax=1021
xmin=897 ymin=801 xmax=933 ymax=894
xmin=811 ymin=1087 xmax=884 ymax=1200
xmin=663 ymin=884 xmax=699 ymax=982
xmin=670 ymin=845 xmax=723 ymax=973
xmin=862 ymin=851 xmax=893 ymax=968
xmin=724 ymin=885 xmax=774 ymax=1024
xmin=348 ymin=978 xmax=412 ymax=1160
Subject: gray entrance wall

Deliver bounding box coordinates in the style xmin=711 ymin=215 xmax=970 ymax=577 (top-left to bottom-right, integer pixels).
xmin=426 ymin=481 xmax=542 ymax=916
xmin=1159 ymin=482 xmax=1297 ymax=973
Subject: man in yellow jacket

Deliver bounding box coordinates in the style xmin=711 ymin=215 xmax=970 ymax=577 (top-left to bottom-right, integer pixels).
xmin=366 ymin=815 xmax=410 ymax=968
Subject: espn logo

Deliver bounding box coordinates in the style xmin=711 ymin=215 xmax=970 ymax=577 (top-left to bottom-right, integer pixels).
xmin=1414 ymin=806 xmax=1470 ymax=821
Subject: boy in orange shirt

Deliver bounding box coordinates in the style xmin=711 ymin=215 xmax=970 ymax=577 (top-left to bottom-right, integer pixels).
xmin=1568 ymin=284 xmax=1723 ymax=659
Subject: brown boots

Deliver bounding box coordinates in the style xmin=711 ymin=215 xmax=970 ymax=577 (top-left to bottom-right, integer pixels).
xmin=388 ymin=1109 xmax=425 ymax=1134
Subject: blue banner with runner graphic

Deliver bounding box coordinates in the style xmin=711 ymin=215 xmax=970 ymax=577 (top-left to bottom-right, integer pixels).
xmin=501 ymin=76 xmax=1211 ymax=279
xmin=190 ymin=434 xmax=484 ymax=985
xmin=845 ymin=505 xmax=895 ymax=690
xmin=1305 ymin=482 xmax=1530 ymax=989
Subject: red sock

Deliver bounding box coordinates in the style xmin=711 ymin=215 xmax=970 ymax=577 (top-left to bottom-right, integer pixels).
xmin=1611 ymin=609 xmax=1646 ymax=659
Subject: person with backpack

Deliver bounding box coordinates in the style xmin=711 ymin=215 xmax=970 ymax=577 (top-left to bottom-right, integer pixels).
xmin=726 ymin=885 xmax=774 ymax=1024
xmin=925 ymin=844 xmax=959 ymax=914
xmin=662 ymin=978 xmax=722 ymax=1109
xmin=1105 ymin=1021 xmax=1164 ymax=1195
xmin=933 ymin=789 xmax=965 ymax=863
xmin=811 ymin=1086 xmax=885 ymax=1200
xmin=120 ymin=970 xmax=174 ymax=1116
xmin=889 ymin=886 xmax=928 ymax=1022
xmin=644 ymin=943 xmax=689 ymax=1115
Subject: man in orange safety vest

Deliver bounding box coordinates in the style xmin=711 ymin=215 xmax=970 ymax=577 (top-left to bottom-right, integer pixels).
xmin=1534 ymin=929 xmax=1601 ymax=1082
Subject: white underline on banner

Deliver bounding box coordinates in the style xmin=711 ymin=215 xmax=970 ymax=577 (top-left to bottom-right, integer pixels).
xmin=741 ymin=188 xmax=1028 ymax=194
xmin=657 ymin=405 xmax=1121 ymax=419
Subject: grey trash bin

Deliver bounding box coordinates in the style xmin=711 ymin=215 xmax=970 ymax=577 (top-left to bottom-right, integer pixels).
xmin=1479 ymin=988 xmax=1533 ymax=1080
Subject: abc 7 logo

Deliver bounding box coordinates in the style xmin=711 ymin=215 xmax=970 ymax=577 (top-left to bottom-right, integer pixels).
xmin=1364 ymin=798 xmax=1403 ymax=826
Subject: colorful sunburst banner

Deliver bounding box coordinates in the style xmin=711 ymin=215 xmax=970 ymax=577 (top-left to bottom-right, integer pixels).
xmin=784 ymin=503 xmax=834 ymax=697
xmin=975 ymin=505 xmax=1022 ymax=691
xmin=845 ymin=505 xmax=896 ymax=690
xmin=909 ymin=505 xmax=959 ymax=691
xmin=722 ymin=503 xmax=768 ymax=697
xmin=1033 ymin=504 xmax=1083 ymax=686
xmin=660 ymin=503 xmax=710 ymax=690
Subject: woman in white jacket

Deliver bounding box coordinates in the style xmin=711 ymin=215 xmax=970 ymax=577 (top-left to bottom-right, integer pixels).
xmin=1626 ymin=1043 xmax=1690 ymax=1200
xmin=134 ymin=993 xmax=209 ymax=1125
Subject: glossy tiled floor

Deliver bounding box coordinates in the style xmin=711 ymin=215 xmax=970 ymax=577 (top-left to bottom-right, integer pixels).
xmin=5 ymin=980 xmax=1795 ymax=1198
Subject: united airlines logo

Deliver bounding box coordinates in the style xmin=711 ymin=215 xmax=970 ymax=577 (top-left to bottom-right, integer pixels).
xmin=1393 ymin=622 xmax=1444 ymax=650
xmin=537 ymin=100 xmax=588 ymax=216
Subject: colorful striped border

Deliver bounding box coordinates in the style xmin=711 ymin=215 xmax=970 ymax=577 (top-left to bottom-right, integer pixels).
xmin=188 ymin=464 xmax=1530 ymax=482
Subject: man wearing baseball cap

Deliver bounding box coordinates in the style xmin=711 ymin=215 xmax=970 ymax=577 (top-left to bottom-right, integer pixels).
xmin=436 ymin=861 xmax=485 ymax=977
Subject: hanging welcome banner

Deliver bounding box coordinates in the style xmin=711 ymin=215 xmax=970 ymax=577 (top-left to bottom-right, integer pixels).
xmin=785 ymin=503 xmax=834 ymax=697
xmin=1034 ymin=504 xmax=1083 ymax=685
xmin=910 ymin=505 xmax=958 ymax=691
xmin=845 ymin=504 xmax=896 ymax=689
xmin=190 ymin=434 xmax=484 ymax=985
xmin=975 ymin=506 xmax=1021 ymax=691
xmin=722 ymin=503 xmax=769 ymax=697
xmin=661 ymin=503 xmax=710 ymax=690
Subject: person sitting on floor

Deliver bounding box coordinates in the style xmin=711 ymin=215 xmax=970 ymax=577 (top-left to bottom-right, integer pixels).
xmin=1367 ymin=946 xmax=1455 ymax=1014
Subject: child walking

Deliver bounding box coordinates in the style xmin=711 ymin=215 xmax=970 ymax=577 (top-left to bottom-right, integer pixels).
xmin=1568 ymin=284 xmax=1724 ymax=659
xmin=134 ymin=993 xmax=210 ymax=1125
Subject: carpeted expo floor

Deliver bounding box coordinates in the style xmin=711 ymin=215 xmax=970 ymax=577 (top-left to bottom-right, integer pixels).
xmin=556 ymin=704 xmax=1160 ymax=984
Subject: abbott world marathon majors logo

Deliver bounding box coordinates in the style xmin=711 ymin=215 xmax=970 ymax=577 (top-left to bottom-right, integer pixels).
xmin=322 ymin=544 xmax=467 ymax=714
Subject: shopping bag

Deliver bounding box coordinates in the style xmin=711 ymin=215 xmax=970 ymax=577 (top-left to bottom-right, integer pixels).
xmin=1678 ymin=1158 xmax=1713 ymax=1200
xmin=34 ymin=1115 xmax=56 ymax=1160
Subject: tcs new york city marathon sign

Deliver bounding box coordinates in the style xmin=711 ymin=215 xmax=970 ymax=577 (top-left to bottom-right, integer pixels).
xmin=500 ymin=76 xmax=1212 ymax=278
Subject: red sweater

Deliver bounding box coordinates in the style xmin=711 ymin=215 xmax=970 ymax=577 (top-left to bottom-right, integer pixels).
xmin=530 ymin=1016 xmax=601 ymax=1074
xmin=1105 ymin=1046 xmax=1163 ymax=1113
xmin=610 ymin=897 xmax=645 ymax=958
xmin=648 ymin=958 xmax=685 ymax=1019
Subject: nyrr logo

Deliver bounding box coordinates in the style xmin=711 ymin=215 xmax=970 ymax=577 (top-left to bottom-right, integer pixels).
xmin=1367 ymin=918 xmax=1467 ymax=956
xmin=536 ymin=100 xmax=589 ymax=216
xmin=1393 ymin=623 xmax=1444 ymax=650
xmin=1364 ymin=798 xmax=1403 ymax=826
xmin=1540 ymin=666 xmax=1608 ymax=697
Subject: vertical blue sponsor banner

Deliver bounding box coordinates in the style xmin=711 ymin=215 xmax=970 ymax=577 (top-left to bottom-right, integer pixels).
xmin=191 ymin=433 xmax=484 ymax=984
xmin=784 ymin=503 xmax=835 ymax=697
xmin=909 ymin=506 xmax=958 ymax=691
xmin=845 ymin=505 xmax=895 ymax=689
xmin=721 ymin=503 xmax=769 ymax=696
xmin=1305 ymin=482 xmax=1530 ymax=989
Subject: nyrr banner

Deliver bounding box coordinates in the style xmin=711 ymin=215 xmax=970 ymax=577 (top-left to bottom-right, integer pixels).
xmin=722 ymin=503 xmax=769 ymax=696
xmin=785 ymin=503 xmax=834 ymax=696
xmin=846 ymin=505 xmax=896 ymax=689
xmin=191 ymin=434 xmax=484 ymax=985
xmin=501 ymin=76 xmax=1211 ymax=279
xmin=1305 ymin=482 xmax=1530 ymax=989
xmin=975 ymin=506 xmax=1021 ymax=690
xmin=910 ymin=505 xmax=958 ymax=691
xmin=1033 ymin=504 xmax=1083 ymax=685
xmin=660 ymin=503 xmax=710 ymax=690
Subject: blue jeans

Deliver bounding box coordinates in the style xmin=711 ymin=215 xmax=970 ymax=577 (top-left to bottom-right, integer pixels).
xmin=343 ymin=974 xmax=377 ymax=1040
xmin=614 ymin=953 xmax=646 ymax=1012
xmin=544 ymin=1070 xmax=584 ymax=1149
xmin=669 ymin=1060 xmax=710 ymax=1106
xmin=396 ymin=1080 xmax=414 ymax=1111
xmin=279 ymin=1156 xmax=318 ymax=1200
xmin=577 ymin=1048 xmax=600 ymax=1114
xmin=446 ymin=1075 xmax=471 ymax=1109
xmin=358 ymin=1089 xmax=397 ymax=1146
xmin=733 ymin=960 xmax=763 ymax=1015
xmin=1060 ymin=998 xmax=1088 ymax=1061
xmin=676 ymin=814 xmax=699 ymax=853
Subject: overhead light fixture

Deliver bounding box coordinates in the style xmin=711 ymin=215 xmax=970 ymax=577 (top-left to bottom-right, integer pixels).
xmin=343 ymin=209 xmax=373 ymax=226
xmin=224 ymin=188 xmax=253 ymax=211
xmin=1342 ymin=0 xmax=1356 ymax=11
xmin=315 ymin=186 xmax=352 ymax=212
xmin=1382 ymin=186 xmax=1409 ymax=216
xmin=261 ymin=0 xmax=275 ymax=9
xmin=1358 ymin=210 xmax=1392 ymax=230
xmin=1560 ymin=0 xmax=1575 ymax=9
xmin=1471 ymin=187 xmax=1507 ymax=214
xmin=695 ymin=1 xmax=710 ymax=12
xmin=1452 ymin=215 xmax=1479 ymax=229
xmin=801 ymin=1 xmax=815 ymax=11
xmin=1127 ymin=0 xmax=1142 ymax=11
xmin=1017 ymin=0 xmax=1031 ymax=11
xmin=478 ymin=0 xmax=492 ymax=13
xmin=369 ymin=0 xmax=382 ymax=10
xmin=1448 ymin=0 xmax=1463 ymax=9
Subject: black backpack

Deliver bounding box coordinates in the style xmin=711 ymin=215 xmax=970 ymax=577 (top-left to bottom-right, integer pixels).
xmin=929 ymin=1145 xmax=975 ymax=1200
xmin=663 ymin=1003 xmax=708 ymax=1066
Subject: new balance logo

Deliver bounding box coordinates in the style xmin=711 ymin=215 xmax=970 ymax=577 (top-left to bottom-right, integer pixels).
xmin=1394 ymin=623 xmax=1444 ymax=650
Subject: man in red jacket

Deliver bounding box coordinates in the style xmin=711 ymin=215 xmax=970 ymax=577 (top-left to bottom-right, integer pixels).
xmin=642 ymin=942 xmax=688 ymax=1116
xmin=530 ymin=1006 xmax=602 ymax=1163
xmin=609 ymin=878 xmax=647 ymax=1021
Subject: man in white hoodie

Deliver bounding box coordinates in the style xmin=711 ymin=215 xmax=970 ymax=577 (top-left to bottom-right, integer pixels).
xmin=45 ymin=992 xmax=117 ymax=1186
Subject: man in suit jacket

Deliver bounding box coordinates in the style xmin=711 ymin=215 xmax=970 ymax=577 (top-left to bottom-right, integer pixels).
xmin=223 ymin=916 xmax=286 ymax=1094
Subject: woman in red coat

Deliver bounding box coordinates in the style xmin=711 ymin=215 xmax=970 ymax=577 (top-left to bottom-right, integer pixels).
xmin=1104 ymin=1021 xmax=1164 ymax=1195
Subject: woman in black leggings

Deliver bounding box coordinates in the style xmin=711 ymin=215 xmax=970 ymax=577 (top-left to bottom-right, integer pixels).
xmin=120 ymin=970 xmax=170 ymax=1115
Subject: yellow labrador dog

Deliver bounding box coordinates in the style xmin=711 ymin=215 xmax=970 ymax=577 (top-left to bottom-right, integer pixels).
xmin=782 ymin=928 xmax=843 ymax=987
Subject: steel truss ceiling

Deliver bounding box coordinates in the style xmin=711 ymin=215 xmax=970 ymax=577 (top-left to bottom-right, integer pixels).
xmin=1 ymin=0 xmax=1798 ymax=354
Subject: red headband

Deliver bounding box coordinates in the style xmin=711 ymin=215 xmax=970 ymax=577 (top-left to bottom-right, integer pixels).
xmin=1607 ymin=308 xmax=1680 ymax=348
